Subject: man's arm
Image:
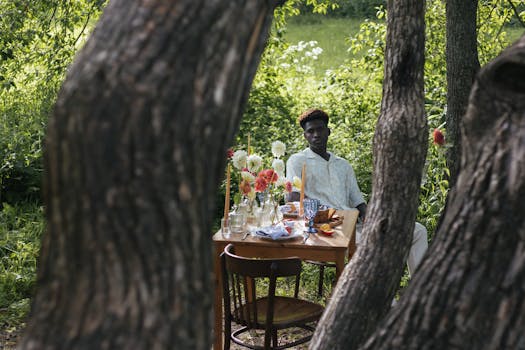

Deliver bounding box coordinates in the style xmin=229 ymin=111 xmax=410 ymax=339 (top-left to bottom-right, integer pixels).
xmin=345 ymin=162 xmax=367 ymax=219
xmin=356 ymin=202 xmax=367 ymax=221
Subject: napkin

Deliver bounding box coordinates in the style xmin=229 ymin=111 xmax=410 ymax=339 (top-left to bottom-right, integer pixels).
xmin=255 ymin=224 xmax=289 ymax=240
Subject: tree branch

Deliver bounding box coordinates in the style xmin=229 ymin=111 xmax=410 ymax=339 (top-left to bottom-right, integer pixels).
xmin=507 ymin=0 xmax=525 ymax=28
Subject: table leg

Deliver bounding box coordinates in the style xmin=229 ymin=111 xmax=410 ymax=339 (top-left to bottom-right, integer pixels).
xmin=214 ymin=244 xmax=223 ymax=350
xmin=335 ymin=251 xmax=345 ymax=280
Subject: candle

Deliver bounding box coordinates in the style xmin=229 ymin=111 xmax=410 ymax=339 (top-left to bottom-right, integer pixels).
xmin=247 ymin=133 xmax=251 ymax=155
xmin=224 ymin=164 xmax=231 ymax=221
xmin=299 ymin=163 xmax=306 ymax=215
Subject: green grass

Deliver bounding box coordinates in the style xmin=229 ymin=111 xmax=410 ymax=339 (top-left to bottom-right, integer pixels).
xmin=284 ymin=16 xmax=524 ymax=78
xmin=284 ymin=15 xmax=364 ymax=76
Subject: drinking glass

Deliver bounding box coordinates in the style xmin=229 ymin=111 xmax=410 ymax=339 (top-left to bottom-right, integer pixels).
xmin=221 ymin=218 xmax=231 ymax=238
xmin=229 ymin=212 xmax=246 ymax=234
xmin=303 ymin=198 xmax=319 ymax=233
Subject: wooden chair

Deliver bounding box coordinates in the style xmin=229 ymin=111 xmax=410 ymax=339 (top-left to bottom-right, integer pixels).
xmin=307 ymin=209 xmax=359 ymax=297
xmin=220 ymin=243 xmax=324 ymax=350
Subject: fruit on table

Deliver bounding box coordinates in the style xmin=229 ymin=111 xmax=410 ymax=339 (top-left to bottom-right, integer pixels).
xmin=319 ymin=223 xmax=331 ymax=232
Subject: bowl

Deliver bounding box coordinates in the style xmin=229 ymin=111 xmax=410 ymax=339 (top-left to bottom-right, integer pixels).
xmin=320 ymin=229 xmax=334 ymax=236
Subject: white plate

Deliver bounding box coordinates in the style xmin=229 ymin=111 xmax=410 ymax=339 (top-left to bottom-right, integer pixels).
xmin=252 ymin=229 xmax=303 ymax=241
xmin=280 ymin=204 xmax=299 ymax=218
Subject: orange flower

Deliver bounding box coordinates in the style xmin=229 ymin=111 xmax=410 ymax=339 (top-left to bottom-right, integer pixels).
xmin=433 ymin=128 xmax=445 ymax=146
xmin=239 ymin=179 xmax=252 ymax=195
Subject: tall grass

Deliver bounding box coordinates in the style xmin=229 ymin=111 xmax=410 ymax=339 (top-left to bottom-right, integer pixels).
xmin=0 ymin=202 xmax=44 ymax=329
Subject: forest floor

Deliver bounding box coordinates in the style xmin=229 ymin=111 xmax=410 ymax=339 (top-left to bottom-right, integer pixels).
xmin=0 ymin=326 xmax=20 ymax=350
xmin=0 ymin=324 xmax=312 ymax=349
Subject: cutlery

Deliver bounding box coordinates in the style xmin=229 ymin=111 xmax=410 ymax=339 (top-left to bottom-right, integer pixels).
xmin=241 ymin=231 xmax=250 ymax=240
xmin=303 ymin=232 xmax=310 ymax=244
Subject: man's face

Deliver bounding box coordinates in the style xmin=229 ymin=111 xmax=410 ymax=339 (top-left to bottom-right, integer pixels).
xmin=303 ymin=119 xmax=330 ymax=154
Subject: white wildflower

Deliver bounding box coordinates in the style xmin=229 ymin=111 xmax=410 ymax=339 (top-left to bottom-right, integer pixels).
xmin=271 ymin=141 xmax=286 ymax=158
xmin=292 ymin=176 xmax=302 ymax=190
xmin=275 ymin=175 xmax=286 ymax=187
xmin=241 ymin=170 xmax=255 ymax=182
xmin=247 ymin=154 xmax=263 ymax=173
xmin=271 ymin=159 xmax=285 ymax=174
xmin=231 ymin=150 xmax=247 ymax=170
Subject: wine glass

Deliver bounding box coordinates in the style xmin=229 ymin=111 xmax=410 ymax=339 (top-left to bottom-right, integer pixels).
xmin=303 ymin=198 xmax=320 ymax=233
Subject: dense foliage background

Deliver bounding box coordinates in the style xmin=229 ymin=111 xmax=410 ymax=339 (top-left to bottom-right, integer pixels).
xmin=0 ymin=0 xmax=107 ymax=336
xmin=1 ymin=0 xmax=523 ymax=339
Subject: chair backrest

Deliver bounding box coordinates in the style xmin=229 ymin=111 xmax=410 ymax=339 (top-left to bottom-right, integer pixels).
xmin=220 ymin=243 xmax=301 ymax=330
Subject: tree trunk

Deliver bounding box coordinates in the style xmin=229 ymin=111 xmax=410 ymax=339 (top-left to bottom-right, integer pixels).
xmin=310 ymin=0 xmax=427 ymax=349
xmin=19 ymin=0 xmax=279 ymax=349
xmin=445 ymin=0 xmax=479 ymax=188
xmin=361 ymin=34 xmax=525 ymax=350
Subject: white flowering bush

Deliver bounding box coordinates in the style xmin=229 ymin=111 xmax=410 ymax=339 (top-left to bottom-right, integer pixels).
xmin=278 ymin=40 xmax=324 ymax=74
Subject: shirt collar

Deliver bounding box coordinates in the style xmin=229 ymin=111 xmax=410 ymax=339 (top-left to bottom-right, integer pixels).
xmin=304 ymin=147 xmax=334 ymax=161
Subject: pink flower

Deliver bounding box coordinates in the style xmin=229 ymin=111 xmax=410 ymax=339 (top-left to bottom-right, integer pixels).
xmin=254 ymin=176 xmax=268 ymax=192
xmin=241 ymin=167 xmax=255 ymax=175
xmin=285 ymin=181 xmax=292 ymax=193
xmin=226 ymin=148 xmax=234 ymax=159
xmin=433 ymin=128 xmax=445 ymax=146
xmin=260 ymin=169 xmax=278 ymax=183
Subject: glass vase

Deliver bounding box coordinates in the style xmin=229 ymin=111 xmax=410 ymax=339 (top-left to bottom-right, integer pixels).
xmin=239 ymin=196 xmax=257 ymax=227
xmin=262 ymin=194 xmax=281 ymax=226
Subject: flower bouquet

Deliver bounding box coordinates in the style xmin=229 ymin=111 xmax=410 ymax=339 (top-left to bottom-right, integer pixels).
xmin=227 ymin=140 xmax=293 ymax=226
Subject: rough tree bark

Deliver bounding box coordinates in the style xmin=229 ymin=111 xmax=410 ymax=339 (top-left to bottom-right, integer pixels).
xmin=310 ymin=0 xmax=427 ymax=349
xmin=445 ymin=0 xmax=480 ymax=189
xmin=19 ymin=0 xmax=281 ymax=349
xmin=360 ymin=34 xmax=525 ymax=349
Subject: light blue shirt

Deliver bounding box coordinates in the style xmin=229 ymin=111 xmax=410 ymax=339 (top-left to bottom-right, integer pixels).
xmin=286 ymin=148 xmax=365 ymax=210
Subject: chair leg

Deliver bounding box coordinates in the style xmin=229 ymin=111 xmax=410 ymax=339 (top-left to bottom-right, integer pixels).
xmin=272 ymin=329 xmax=278 ymax=349
xmin=264 ymin=329 xmax=273 ymax=350
xmin=318 ymin=265 xmax=325 ymax=297
xmin=224 ymin=321 xmax=231 ymax=350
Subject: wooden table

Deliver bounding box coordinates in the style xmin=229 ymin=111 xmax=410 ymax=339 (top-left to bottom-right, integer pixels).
xmin=212 ymin=209 xmax=359 ymax=350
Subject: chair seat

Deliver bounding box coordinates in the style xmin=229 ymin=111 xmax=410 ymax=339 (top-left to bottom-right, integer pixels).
xmin=222 ymin=244 xmax=325 ymax=349
xmin=234 ymin=296 xmax=324 ymax=329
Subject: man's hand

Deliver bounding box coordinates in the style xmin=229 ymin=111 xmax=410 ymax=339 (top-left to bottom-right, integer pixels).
xmin=356 ymin=203 xmax=367 ymax=222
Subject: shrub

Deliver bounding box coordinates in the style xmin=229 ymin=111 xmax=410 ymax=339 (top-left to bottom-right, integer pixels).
xmin=0 ymin=202 xmax=44 ymax=327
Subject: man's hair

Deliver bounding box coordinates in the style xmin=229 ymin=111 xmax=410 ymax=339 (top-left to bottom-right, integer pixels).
xmin=298 ymin=109 xmax=329 ymax=129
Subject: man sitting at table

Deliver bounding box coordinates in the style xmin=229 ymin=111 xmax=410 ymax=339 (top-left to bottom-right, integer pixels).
xmin=286 ymin=108 xmax=428 ymax=275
